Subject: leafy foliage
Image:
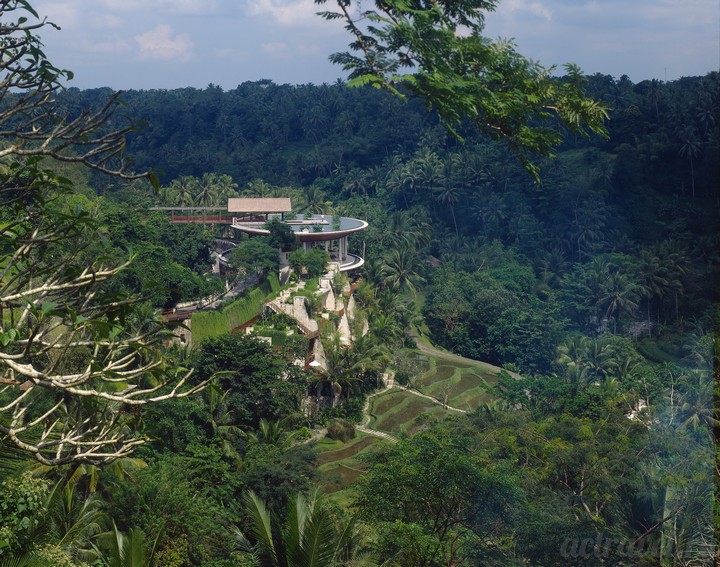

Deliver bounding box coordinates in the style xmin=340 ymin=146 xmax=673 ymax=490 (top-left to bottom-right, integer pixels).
xmin=316 ymin=0 xmax=609 ymax=178
xmin=190 ymin=275 xmax=280 ymax=342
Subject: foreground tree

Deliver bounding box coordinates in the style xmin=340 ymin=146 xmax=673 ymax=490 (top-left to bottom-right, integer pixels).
xmin=354 ymin=427 xmax=523 ymax=565
xmin=317 ymin=0 xmax=609 ymax=178
xmin=0 ymin=0 xmax=205 ymax=465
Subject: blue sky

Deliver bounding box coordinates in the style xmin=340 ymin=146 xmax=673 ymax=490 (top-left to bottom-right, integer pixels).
xmin=33 ymin=0 xmax=719 ymax=90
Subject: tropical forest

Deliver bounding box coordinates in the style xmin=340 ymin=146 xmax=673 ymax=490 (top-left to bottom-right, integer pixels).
xmin=0 ymin=0 xmax=718 ymax=565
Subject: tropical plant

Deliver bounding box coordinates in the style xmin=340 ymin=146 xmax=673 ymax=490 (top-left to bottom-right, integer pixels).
xmin=96 ymin=522 xmax=158 ymax=567
xmin=164 ymin=176 xmax=197 ymax=207
xmin=235 ymin=489 xmax=368 ymax=567
xmin=678 ymin=126 xmax=702 ymax=198
xmin=382 ymin=245 xmax=425 ymax=296
xmin=597 ymin=271 xmax=641 ymax=332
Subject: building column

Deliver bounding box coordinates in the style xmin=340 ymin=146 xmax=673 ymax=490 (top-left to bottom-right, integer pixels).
xmin=340 ymin=236 xmax=347 ymax=260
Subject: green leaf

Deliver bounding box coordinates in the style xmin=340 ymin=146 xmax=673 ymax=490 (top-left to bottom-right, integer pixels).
xmin=147 ymin=172 xmax=161 ymax=190
xmin=41 ymin=302 xmax=58 ymax=315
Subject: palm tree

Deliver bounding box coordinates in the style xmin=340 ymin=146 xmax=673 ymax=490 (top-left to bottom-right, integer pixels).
xmin=245 ymin=419 xmax=301 ymax=449
xmin=473 ymin=192 xmax=507 ymax=239
xmin=414 ymin=147 xmax=444 ymax=193
xmin=206 ymin=384 xmax=243 ymax=461
xmin=597 ymin=272 xmax=640 ymax=333
xmin=368 ymin=312 xmax=403 ymax=349
xmin=97 ymin=522 xmax=158 ymax=567
xmin=696 ymin=96 xmax=717 ymax=133
xmin=576 ymin=256 xmax=613 ymax=323
xmin=582 ymin=339 xmax=617 ymax=383
xmin=537 ymin=246 xmax=568 ymax=289
xmin=637 ymin=248 xmax=669 ymax=325
xmin=166 ymin=175 xmax=197 ymax=209
xmin=678 ymin=127 xmax=702 ymax=199
xmin=45 ymin=482 xmax=107 ymax=564
xmin=317 ymin=335 xmax=353 ymax=406
xmin=342 ymin=168 xmax=367 ymax=196
xmin=677 ymin=372 xmax=717 ymax=435
xmin=567 ymin=196 xmax=608 ymax=261
xmin=360 ymin=259 xmax=387 ymax=291
xmin=215 ymin=174 xmax=239 ymax=203
xmin=432 ymin=182 xmax=461 ymax=237
xmin=352 ymin=279 xmax=378 ymax=310
xmin=348 ymin=334 xmax=390 ymax=390
xmin=654 ymin=240 xmax=690 ymax=321
xmin=235 ymin=489 xmax=367 ymax=567
xmin=246 ymin=179 xmax=272 ymax=198
xmin=382 ymin=245 xmax=425 ymax=296
xmin=385 ymin=166 xmax=411 ymax=209
xmin=387 ymin=210 xmax=431 ymax=249
xmin=555 ymin=335 xmax=589 ymax=369
xmin=195 ymin=173 xmax=220 ymax=224
xmin=646 ymin=78 xmax=662 ymax=119
xmin=0 ymin=437 xmax=32 ymax=478
xmin=298 ymin=186 xmax=330 ymax=214
xmin=364 ymin=165 xmax=385 ymax=196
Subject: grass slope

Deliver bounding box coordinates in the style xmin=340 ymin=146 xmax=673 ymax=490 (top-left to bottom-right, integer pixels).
xmin=315 ymin=348 xmax=501 ymax=501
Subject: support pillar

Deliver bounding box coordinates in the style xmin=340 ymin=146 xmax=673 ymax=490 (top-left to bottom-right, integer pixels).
xmin=340 ymin=236 xmax=347 ymax=260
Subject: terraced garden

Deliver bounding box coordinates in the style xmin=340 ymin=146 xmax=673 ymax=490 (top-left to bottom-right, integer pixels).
xmin=412 ymin=358 xmax=498 ymax=411
xmin=315 ymin=349 xmax=502 ymax=502
xmin=367 ymin=389 xmax=448 ymax=435
xmin=314 ymin=432 xmax=383 ymax=505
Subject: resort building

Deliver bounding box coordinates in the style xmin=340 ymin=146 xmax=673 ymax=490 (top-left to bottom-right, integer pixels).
xmin=228 ymin=198 xmax=368 ymax=273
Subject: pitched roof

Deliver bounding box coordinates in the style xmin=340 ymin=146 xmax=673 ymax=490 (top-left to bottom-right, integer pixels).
xmin=227 ymin=198 xmax=292 ymax=213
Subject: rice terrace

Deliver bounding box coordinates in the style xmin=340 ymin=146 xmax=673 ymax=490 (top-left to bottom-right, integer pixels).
xmin=315 ymin=347 xmax=505 ymax=502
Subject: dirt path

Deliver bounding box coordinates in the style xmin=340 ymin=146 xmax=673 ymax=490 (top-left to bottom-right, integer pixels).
xmin=306 ymin=373 xmax=398 ymax=444
xmin=358 ymin=374 xmax=398 ymax=443
xmin=396 ymin=385 xmax=467 ymax=414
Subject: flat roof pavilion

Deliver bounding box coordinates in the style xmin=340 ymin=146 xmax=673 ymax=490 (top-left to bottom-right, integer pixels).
xmin=227 ymin=198 xmax=292 ymax=214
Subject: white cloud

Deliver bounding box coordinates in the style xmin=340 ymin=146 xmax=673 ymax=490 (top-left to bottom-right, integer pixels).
xmin=249 ymin=0 xmax=321 ymax=27
xmin=500 ymin=0 xmax=553 ymax=21
xmin=135 ymin=24 xmax=194 ymax=61
xmin=34 ymin=2 xmax=80 ymax=29
xmin=75 ymin=37 xmax=131 ymax=54
xmin=88 ymin=14 xmax=124 ymax=29
xmin=262 ymin=42 xmax=289 ymax=54
xmin=97 ymin=0 xmax=220 ymax=14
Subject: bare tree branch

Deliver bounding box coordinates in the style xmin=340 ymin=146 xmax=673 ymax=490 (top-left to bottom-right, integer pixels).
xmin=0 ymin=0 xmax=203 ymax=466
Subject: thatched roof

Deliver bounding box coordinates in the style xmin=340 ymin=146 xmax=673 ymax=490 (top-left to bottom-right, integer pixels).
xmin=227 ymin=198 xmax=292 ymax=213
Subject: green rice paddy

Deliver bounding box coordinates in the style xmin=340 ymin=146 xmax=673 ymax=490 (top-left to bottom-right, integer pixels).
xmin=315 ymin=348 xmax=502 ymax=502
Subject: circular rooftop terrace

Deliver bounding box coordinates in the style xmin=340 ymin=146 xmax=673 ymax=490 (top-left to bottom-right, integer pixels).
xmin=231 ymin=214 xmax=368 ymax=242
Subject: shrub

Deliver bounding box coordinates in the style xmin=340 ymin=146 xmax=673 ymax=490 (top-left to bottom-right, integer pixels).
xmin=326 ymin=419 xmax=356 ymax=443
xmin=0 ymin=473 xmax=50 ymax=557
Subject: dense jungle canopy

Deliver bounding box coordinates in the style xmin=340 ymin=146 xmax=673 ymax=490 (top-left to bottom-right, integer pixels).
xmin=0 ymin=0 xmax=718 ymax=564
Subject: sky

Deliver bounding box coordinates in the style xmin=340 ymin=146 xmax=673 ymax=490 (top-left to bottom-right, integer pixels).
xmin=32 ymin=0 xmax=720 ymax=91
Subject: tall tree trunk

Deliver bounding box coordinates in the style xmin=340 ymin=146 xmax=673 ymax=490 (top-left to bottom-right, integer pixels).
xmin=689 ymin=156 xmax=695 ymax=199
xmin=450 ymin=205 xmax=459 ymax=238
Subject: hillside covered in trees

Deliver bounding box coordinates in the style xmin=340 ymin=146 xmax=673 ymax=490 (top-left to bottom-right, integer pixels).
xmin=1 ymin=0 xmax=718 ymax=563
